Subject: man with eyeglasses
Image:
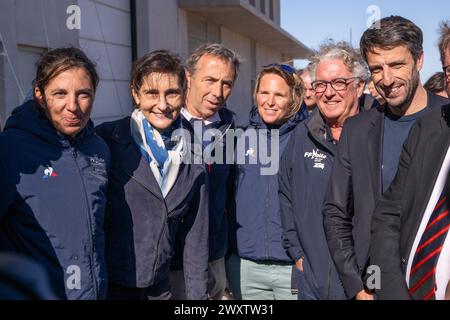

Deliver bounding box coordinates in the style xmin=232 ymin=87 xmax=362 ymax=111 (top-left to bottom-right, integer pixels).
xmin=323 ymin=16 xmax=450 ymax=300
xmin=439 ymin=21 xmax=450 ymax=97
xmin=278 ymin=41 xmax=367 ymax=300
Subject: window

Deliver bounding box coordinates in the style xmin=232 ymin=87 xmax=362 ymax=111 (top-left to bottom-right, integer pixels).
xmin=249 ymin=0 xmax=256 ymax=6
xmin=260 ymin=0 xmax=266 ymax=14
xmin=269 ymin=0 xmax=274 ymax=20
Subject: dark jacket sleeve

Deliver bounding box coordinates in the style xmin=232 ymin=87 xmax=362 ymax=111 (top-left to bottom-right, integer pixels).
xmin=278 ymin=132 xmax=304 ymax=262
xmin=0 ymin=153 xmax=14 ymax=218
xmin=181 ymin=172 xmax=209 ymax=300
xmin=322 ymin=123 xmax=363 ymax=299
xmin=369 ymin=124 xmax=419 ymax=300
xmin=226 ymin=163 xmax=238 ymax=255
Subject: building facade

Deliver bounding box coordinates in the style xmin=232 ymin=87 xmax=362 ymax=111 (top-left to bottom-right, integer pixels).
xmin=0 ymin=0 xmax=311 ymax=128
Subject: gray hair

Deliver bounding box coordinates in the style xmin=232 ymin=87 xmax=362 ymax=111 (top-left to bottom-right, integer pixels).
xmin=297 ymin=62 xmax=315 ymax=79
xmin=186 ymin=43 xmax=241 ymax=81
xmin=438 ymin=20 xmax=450 ymax=65
xmin=310 ymin=41 xmax=370 ymax=82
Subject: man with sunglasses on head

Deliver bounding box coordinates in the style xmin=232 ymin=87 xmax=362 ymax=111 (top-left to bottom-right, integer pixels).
xmin=323 ymin=16 xmax=450 ymax=300
xmin=278 ymin=41 xmax=368 ymax=300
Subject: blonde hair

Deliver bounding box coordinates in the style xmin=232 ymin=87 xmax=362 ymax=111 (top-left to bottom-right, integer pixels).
xmin=253 ymin=64 xmax=304 ymax=120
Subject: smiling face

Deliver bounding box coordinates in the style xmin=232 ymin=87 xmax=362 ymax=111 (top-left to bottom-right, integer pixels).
xmin=185 ymin=54 xmax=235 ymax=120
xmin=34 ymin=67 xmax=94 ymax=137
xmin=367 ymin=45 xmax=423 ymax=113
xmin=132 ymin=72 xmax=183 ymax=133
xmin=256 ymin=73 xmax=292 ymax=125
xmin=314 ymin=59 xmax=364 ymax=126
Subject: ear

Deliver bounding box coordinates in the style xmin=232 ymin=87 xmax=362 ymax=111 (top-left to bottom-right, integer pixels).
xmin=356 ymin=79 xmax=365 ymax=98
xmin=186 ymin=70 xmax=192 ymax=91
xmin=131 ymin=87 xmax=141 ymax=108
xmin=416 ymin=51 xmax=424 ymax=71
xmin=34 ymin=87 xmax=45 ymax=105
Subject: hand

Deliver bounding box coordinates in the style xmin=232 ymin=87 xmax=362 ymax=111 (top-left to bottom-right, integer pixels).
xmin=355 ymin=289 xmax=374 ymax=300
xmin=295 ymin=258 xmax=304 ymax=272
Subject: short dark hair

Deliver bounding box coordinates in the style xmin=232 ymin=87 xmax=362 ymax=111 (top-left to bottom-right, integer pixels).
xmin=438 ymin=21 xmax=450 ymax=65
xmin=360 ymin=16 xmax=423 ymax=62
xmin=34 ymin=47 xmax=99 ymax=96
xmin=424 ymin=72 xmax=446 ymax=93
xmin=130 ymin=50 xmax=186 ymax=95
xmin=186 ymin=43 xmax=241 ymax=82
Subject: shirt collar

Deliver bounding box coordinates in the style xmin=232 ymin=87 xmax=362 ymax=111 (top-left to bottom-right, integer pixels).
xmin=181 ymin=107 xmax=221 ymax=126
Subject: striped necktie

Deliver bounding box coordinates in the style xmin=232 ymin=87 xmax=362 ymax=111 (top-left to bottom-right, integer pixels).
xmin=408 ymin=181 xmax=450 ymax=300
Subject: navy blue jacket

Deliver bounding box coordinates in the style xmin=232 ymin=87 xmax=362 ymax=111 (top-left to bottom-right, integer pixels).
xmin=0 ymin=100 xmax=110 ymax=300
xmin=278 ymin=109 xmax=346 ymax=299
xmin=181 ymin=108 xmax=235 ymax=261
xmin=96 ymin=117 xmax=209 ymax=300
xmin=0 ymin=253 xmax=58 ymax=299
xmin=233 ymin=107 xmax=305 ymax=262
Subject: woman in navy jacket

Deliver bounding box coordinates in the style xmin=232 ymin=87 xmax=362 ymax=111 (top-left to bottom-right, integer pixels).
xmin=0 ymin=47 xmax=110 ymax=300
xmin=96 ymin=50 xmax=209 ymax=300
xmin=228 ymin=64 xmax=306 ymax=299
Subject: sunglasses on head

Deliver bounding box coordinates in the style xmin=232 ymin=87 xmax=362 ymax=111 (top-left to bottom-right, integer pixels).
xmin=265 ymin=63 xmax=296 ymax=74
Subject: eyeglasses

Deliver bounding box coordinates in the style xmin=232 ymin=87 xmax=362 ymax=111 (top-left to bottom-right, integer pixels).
xmin=311 ymin=77 xmax=359 ymax=93
xmin=443 ymin=65 xmax=450 ymax=79
xmin=265 ymin=63 xmax=296 ymax=74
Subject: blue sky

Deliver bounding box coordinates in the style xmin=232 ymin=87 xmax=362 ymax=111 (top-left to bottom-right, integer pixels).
xmin=280 ymin=0 xmax=450 ymax=82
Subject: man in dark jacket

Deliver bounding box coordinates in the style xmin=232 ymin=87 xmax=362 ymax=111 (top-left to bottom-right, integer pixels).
xmin=278 ymin=41 xmax=367 ymax=300
xmin=171 ymin=43 xmax=240 ymax=300
xmin=370 ymin=103 xmax=450 ymax=300
xmin=323 ymin=16 xmax=450 ymax=300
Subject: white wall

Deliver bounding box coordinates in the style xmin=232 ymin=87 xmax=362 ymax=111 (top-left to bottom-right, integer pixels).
xmin=0 ymin=0 xmax=78 ymax=126
xmin=78 ymin=0 xmax=133 ymax=124
xmin=136 ymin=0 xmax=188 ymax=57
xmin=255 ymin=42 xmax=282 ymax=73
xmin=221 ymin=27 xmax=253 ymax=128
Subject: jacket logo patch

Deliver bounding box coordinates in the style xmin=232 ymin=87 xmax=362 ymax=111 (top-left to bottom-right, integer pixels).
xmin=304 ymin=149 xmax=327 ymax=170
xmin=90 ymin=154 xmax=107 ymax=175
xmin=43 ymin=166 xmax=58 ymax=179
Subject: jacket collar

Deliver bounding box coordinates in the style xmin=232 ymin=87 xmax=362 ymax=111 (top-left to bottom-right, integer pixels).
xmin=305 ymin=109 xmax=337 ymax=154
xmin=248 ymin=105 xmax=306 ymax=135
xmin=108 ymin=116 xmax=204 ymax=203
xmin=367 ymin=106 xmax=385 ymax=195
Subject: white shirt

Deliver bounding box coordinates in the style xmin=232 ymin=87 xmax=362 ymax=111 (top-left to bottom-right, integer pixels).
xmin=406 ymin=145 xmax=450 ymax=300
xmin=181 ymin=108 xmax=221 ymax=126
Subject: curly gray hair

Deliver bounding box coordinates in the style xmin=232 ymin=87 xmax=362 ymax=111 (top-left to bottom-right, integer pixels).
xmin=310 ymin=41 xmax=370 ymax=82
